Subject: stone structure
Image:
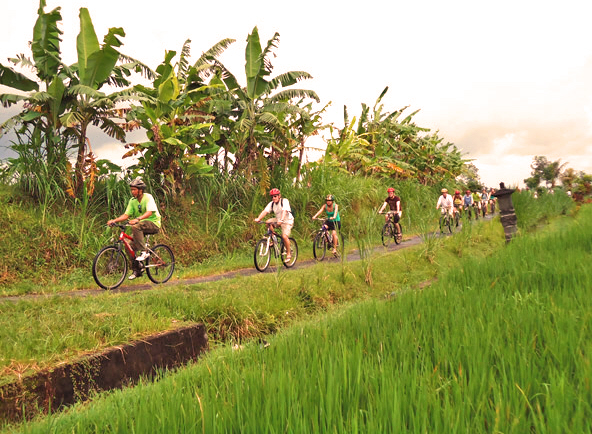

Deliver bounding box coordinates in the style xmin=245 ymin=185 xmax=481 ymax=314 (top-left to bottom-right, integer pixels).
xmin=492 ymin=182 xmax=517 ymax=243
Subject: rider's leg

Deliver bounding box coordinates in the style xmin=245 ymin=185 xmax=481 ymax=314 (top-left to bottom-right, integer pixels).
xmin=131 ymin=221 xmax=159 ymax=254
xmin=281 ymin=222 xmax=293 ymax=259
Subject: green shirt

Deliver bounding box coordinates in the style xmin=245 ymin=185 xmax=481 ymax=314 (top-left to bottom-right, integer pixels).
xmin=325 ymin=205 xmax=340 ymax=222
xmin=124 ymin=193 xmax=161 ymax=228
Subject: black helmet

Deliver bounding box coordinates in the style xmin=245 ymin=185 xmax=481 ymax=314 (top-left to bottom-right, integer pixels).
xmin=130 ymin=178 xmax=146 ymax=190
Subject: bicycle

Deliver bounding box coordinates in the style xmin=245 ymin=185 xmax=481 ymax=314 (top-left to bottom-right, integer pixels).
xmin=92 ymin=223 xmax=175 ymax=290
xmin=312 ymin=218 xmax=342 ymax=260
xmin=453 ymin=206 xmax=461 ymax=227
xmin=480 ymin=200 xmax=488 ymax=218
xmin=379 ymin=212 xmax=402 ymax=247
xmin=439 ymin=208 xmax=453 ymax=234
xmin=471 ymin=202 xmax=480 ymax=220
xmin=489 ymin=198 xmax=496 ymax=214
xmin=254 ymin=223 xmax=298 ymax=272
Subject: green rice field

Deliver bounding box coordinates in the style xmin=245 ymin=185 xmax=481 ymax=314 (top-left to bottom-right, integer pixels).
xmin=10 ymin=205 xmax=591 ymax=433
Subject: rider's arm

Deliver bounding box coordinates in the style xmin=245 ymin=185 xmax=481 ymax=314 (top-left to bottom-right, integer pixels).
xmin=130 ymin=210 xmax=153 ymax=224
xmin=254 ymin=210 xmax=268 ymax=222
xmin=436 ymin=196 xmax=442 ymax=209
xmin=378 ymin=202 xmax=387 ymax=213
xmin=312 ymin=204 xmax=325 ymax=220
xmin=330 ymin=204 xmax=339 ymax=220
xmin=108 ymin=213 xmax=130 ymax=225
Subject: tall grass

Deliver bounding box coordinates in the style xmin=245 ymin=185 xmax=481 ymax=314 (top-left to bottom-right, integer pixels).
xmin=14 ymin=206 xmax=591 ymax=433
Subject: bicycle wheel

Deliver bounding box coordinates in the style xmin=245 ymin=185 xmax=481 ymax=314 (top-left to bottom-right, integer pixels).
xmin=439 ymin=216 xmax=446 ymax=234
xmin=281 ymin=237 xmax=298 ymax=268
xmin=454 ymin=211 xmax=460 ymax=228
xmin=254 ymin=238 xmax=271 ymax=272
xmin=313 ymin=231 xmax=327 ymax=261
xmin=146 ymin=244 xmax=175 ymax=284
xmin=445 ymin=215 xmax=453 ymax=233
xmin=92 ymin=245 xmax=128 ymax=290
xmin=382 ymin=223 xmax=394 ymax=247
xmin=394 ymin=224 xmax=402 ymax=245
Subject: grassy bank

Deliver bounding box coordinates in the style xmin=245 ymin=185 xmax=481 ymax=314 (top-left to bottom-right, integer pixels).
xmin=0 ymin=171 xmax=446 ymax=295
xmin=8 ymin=205 xmax=590 ymax=433
xmin=0 ymin=217 xmax=506 ymax=385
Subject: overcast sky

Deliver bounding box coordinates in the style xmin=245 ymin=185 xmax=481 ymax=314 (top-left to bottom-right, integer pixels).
xmin=2 ymin=0 xmax=592 ymax=188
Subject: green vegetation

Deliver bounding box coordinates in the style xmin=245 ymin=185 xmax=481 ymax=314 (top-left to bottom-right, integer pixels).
xmin=1 ymin=3 xmax=590 ymax=432
xmin=7 ymin=204 xmax=590 ymax=433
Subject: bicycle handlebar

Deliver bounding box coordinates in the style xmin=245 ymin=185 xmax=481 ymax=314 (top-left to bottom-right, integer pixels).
xmin=108 ymin=222 xmax=131 ymax=229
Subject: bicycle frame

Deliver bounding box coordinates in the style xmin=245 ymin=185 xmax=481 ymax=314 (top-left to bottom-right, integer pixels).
xmin=117 ymin=230 xmax=136 ymax=257
xmin=260 ymin=228 xmax=281 ymax=257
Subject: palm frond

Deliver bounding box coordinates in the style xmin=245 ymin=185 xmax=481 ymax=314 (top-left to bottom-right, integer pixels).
xmin=260 ymin=32 xmax=280 ymax=74
xmin=267 ymin=71 xmax=313 ymax=91
xmin=67 ymin=84 xmax=106 ymax=99
xmin=269 ymin=88 xmax=319 ymax=103
xmin=177 ymin=39 xmax=192 ymax=81
xmin=194 ymin=38 xmax=236 ymax=70
xmin=117 ymin=54 xmax=156 ymax=80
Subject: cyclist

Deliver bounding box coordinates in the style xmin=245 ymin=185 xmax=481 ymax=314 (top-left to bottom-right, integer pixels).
xmin=462 ymin=190 xmax=473 ymax=218
xmin=378 ymin=187 xmax=402 ymax=235
xmin=472 ymin=190 xmax=481 ymax=215
xmin=488 ymin=187 xmax=497 ymax=213
xmin=254 ymin=188 xmax=294 ymax=260
xmin=480 ymin=188 xmax=490 ymax=215
xmin=107 ymin=178 xmax=162 ymax=280
xmin=452 ymin=190 xmax=463 ymax=226
xmin=436 ymin=188 xmax=454 ymax=217
xmin=312 ymin=194 xmax=341 ymax=255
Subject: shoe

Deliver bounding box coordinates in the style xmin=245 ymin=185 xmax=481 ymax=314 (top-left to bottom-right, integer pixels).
xmin=135 ymin=251 xmax=150 ymax=261
xmin=332 ymin=248 xmax=337 ymax=255
xmin=128 ymin=271 xmax=142 ymax=280
xmin=285 ymin=255 xmax=291 ymax=261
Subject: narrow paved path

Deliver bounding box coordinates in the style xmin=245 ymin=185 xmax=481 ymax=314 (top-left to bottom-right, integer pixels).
xmin=1 ymin=214 xmax=495 ymax=303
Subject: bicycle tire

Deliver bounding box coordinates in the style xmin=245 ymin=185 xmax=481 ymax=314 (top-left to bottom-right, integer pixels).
xmin=454 ymin=211 xmax=460 ymax=228
xmin=382 ymin=222 xmax=393 ymax=247
xmin=281 ymin=237 xmax=298 ymax=268
xmin=254 ymin=238 xmax=271 ymax=272
xmin=92 ymin=245 xmax=128 ymax=290
xmin=146 ymin=244 xmax=175 ymax=284
xmin=394 ymin=224 xmax=402 ymax=245
xmin=446 ymin=215 xmax=453 ymax=233
xmin=313 ymin=231 xmax=327 ymax=261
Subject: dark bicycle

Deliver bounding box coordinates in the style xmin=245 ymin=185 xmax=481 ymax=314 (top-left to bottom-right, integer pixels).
xmin=92 ymin=223 xmax=175 ymax=290
xmin=379 ymin=212 xmax=402 ymax=247
xmin=254 ymin=223 xmax=298 ymax=272
xmin=453 ymin=206 xmax=461 ymax=227
xmin=312 ymin=218 xmax=342 ymax=261
xmin=439 ymin=209 xmax=453 ymax=234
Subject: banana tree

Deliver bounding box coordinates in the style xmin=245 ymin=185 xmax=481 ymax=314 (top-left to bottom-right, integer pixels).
xmin=0 ymin=1 xmax=152 ymax=198
xmin=216 ymin=26 xmax=319 ymax=189
xmin=0 ymin=0 xmax=73 ymax=197
xmin=63 ymin=7 xmax=153 ymax=196
xmin=124 ymin=38 xmax=234 ymax=197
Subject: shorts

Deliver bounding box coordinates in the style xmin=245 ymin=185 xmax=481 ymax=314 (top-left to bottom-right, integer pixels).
xmin=266 ymin=218 xmax=293 ymax=237
xmin=386 ymin=211 xmax=400 ymax=223
xmin=325 ymin=220 xmax=341 ymax=231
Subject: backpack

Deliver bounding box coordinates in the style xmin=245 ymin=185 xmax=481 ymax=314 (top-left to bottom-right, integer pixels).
xmin=272 ymin=198 xmax=295 ymax=218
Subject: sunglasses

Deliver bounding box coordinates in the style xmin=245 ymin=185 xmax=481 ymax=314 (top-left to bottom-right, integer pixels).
xmin=272 ymin=195 xmax=280 ymax=198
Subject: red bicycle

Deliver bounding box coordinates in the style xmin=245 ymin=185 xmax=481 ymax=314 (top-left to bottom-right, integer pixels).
xmin=92 ymin=223 xmax=175 ymax=290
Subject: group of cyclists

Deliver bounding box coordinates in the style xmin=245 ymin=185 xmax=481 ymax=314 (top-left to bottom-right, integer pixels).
xmin=437 ymin=187 xmax=497 ymax=224
xmin=109 ymin=179 xmax=494 ymax=281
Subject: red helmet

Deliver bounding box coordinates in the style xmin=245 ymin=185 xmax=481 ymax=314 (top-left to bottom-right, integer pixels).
xmin=466 ymin=190 xmax=471 ymax=194
xmin=269 ymin=188 xmax=280 ymax=196
xmin=455 ymin=190 xmax=460 ymax=195
xmin=387 ymin=187 xmax=395 ymax=193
